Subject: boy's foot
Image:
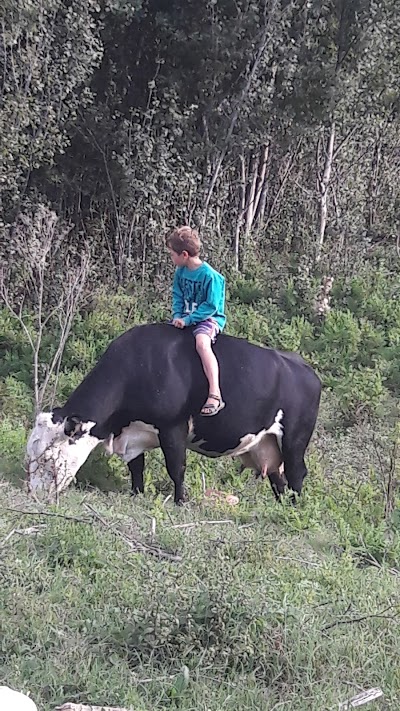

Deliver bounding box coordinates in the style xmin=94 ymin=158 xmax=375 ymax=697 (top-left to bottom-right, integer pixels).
xmin=200 ymin=394 xmax=225 ymax=417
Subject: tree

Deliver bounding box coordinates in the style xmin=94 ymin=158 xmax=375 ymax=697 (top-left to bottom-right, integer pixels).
xmin=0 ymin=0 xmax=102 ymax=219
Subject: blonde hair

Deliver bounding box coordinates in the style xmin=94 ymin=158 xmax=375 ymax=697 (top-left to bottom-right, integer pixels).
xmin=165 ymin=226 xmax=201 ymax=257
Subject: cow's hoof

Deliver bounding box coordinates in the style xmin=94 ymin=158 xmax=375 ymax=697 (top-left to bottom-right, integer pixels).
xmin=130 ymin=488 xmax=144 ymax=498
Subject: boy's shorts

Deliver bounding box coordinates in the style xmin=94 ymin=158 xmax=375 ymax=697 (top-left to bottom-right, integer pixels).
xmin=193 ymin=318 xmax=220 ymax=343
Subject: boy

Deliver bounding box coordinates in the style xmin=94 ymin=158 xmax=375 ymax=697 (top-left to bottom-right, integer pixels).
xmin=166 ymin=225 xmax=226 ymax=416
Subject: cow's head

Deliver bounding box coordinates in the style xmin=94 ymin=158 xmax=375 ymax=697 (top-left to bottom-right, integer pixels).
xmin=26 ymin=410 xmax=102 ymax=497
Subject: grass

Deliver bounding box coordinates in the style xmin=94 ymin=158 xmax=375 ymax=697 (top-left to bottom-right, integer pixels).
xmin=1 ymin=424 xmax=400 ymax=711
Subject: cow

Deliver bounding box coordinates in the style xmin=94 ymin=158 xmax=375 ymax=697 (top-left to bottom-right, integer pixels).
xmin=26 ymin=323 xmax=321 ymax=504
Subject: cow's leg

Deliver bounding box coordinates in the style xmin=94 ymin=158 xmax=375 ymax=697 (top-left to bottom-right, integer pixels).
xmin=128 ymin=454 xmax=145 ymax=496
xmin=283 ymin=454 xmax=307 ymax=500
xmin=268 ymin=470 xmax=286 ymax=501
xmin=159 ymin=423 xmax=188 ymax=505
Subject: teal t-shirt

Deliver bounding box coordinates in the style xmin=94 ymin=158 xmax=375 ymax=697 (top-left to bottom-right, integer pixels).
xmin=172 ymin=262 xmax=226 ymax=331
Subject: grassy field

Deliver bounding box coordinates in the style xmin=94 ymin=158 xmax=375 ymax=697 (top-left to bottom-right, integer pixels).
xmin=1 ymin=404 xmax=400 ymax=711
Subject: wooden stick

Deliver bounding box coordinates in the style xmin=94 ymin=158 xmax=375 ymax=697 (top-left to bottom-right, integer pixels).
xmin=168 ymin=520 xmax=234 ymax=529
xmin=56 ymin=705 xmax=131 ymax=711
xmin=323 ymin=605 xmax=397 ymax=631
xmin=6 ymin=507 xmax=91 ymax=524
xmin=338 ymin=687 xmax=384 ymax=709
xmin=84 ymin=503 xmax=182 ymax=563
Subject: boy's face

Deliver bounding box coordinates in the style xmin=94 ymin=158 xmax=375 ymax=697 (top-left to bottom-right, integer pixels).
xmin=169 ymin=248 xmax=189 ymax=267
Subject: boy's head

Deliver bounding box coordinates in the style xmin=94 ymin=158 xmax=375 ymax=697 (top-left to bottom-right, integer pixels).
xmin=166 ymin=226 xmax=201 ymax=266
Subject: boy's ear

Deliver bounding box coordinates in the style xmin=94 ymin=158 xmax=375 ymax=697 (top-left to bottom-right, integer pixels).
xmin=181 ymin=250 xmax=189 ymax=258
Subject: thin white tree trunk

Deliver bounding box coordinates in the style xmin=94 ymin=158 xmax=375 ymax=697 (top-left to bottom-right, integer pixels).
xmin=316 ymin=122 xmax=335 ymax=263
xmin=367 ymin=127 xmax=382 ymax=232
xmin=245 ymin=153 xmax=260 ymax=236
xmin=233 ymin=153 xmax=246 ymax=270
xmin=201 ymin=8 xmax=276 ymax=225
xmin=265 ymin=139 xmax=302 ymax=229
xmin=253 ymin=143 xmax=269 ymax=223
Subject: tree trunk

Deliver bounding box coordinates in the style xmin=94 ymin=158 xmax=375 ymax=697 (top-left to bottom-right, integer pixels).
xmin=253 ymin=143 xmax=269 ymax=224
xmin=201 ymin=10 xmax=276 ymax=225
xmin=245 ymin=152 xmax=259 ymax=237
xmin=316 ymin=122 xmax=335 ymax=263
xmin=233 ymin=153 xmax=246 ymax=270
xmin=367 ymin=128 xmax=382 ymax=234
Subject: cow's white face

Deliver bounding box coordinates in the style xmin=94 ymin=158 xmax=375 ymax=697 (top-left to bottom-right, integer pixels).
xmin=26 ymin=412 xmax=101 ymax=497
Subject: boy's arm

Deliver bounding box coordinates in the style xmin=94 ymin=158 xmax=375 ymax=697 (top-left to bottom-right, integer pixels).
xmin=183 ymin=273 xmax=225 ymax=325
xmin=172 ymin=270 xmax=185 ymax=319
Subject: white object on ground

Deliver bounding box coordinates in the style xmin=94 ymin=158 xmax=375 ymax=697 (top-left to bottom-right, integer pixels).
xmin=0 ymin=686 xmax=38 ymax=711
xmin=338 ymin=687 xmax=384 ymax=709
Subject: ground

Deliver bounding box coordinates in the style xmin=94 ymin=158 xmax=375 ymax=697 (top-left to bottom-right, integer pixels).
xmin=1 ymin=420 xmax=400 ymax=711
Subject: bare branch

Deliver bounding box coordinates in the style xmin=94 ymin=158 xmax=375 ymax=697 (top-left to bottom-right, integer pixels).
xmin=201 ymin=1 xmax=278 ymax=224
xmin=84 ymin=503 xmax=182 ymax=562
xmin=0 ymin=206 xmax=90 ymax=414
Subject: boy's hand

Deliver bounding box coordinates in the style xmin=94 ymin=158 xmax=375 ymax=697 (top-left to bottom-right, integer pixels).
xmin=172 ymin=318 xmax=186 ymax=329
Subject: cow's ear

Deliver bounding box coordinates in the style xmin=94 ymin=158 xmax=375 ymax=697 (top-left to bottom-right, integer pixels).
xmin=64 ymin=415 xmax=83 ymax=439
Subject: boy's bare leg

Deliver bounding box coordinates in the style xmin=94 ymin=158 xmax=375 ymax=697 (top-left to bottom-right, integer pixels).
xmin=195 ymin=334 xmax=224 ymax=414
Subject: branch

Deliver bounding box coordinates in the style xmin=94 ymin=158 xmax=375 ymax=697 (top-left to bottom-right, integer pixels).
xmin=84 ymin=503 xmax=182 ymax=562
xmin=323 ymin=605 xmax=398 ymax=631
xmin=6 ymin=507 xmax=92 ymax=524
xmin=0 ymin=276 xmax=35 ymax=351
xmin=202 ymin=1 xmax=278 ymax=223
xmin=265 ymin=139 xmax=302 ymax=228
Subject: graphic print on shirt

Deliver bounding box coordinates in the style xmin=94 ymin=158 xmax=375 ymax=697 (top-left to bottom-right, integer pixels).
xmin=181 ymin=277 xmax=205 ymax=316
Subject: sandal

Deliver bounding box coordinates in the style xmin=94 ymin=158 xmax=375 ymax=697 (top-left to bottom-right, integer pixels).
xmin=200 ymin=394 xmax=226 ymax=417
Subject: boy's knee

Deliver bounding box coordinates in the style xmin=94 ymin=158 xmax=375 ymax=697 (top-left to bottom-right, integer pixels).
xmin=195 ymin=335 xmax=212 ymax=354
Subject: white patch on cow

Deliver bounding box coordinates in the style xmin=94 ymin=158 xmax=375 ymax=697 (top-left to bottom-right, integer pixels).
xmin=230 ymin=409 xmax=284 ymax=458
xmin=230 ymin=409 xmax=285 ymax=480
xmin=186 ymin=418 xmax=228 ymax=457
xmin=26 ymin=412 xmax=100 ymax=497
xmin=186 ymin=409 xmax=285 ymax=460
xmin=108 ymin=421 xmax=160 ymax=462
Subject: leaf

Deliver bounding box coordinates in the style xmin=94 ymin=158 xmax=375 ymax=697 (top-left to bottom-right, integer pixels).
xmin=168 ymin=665 xmax=190 ymax=698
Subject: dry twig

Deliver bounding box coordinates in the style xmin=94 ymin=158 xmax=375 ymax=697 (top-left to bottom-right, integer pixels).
xmin=323 ymin=604 xmax=398 ymax=631
xmin=167 ymin=519 xmax=234 ymax=530
xmin=338 ymin=687 xmax=383 ymax=709
xmin=83 ymin=503 xmax=182 ymax=562
xmin=56 ymin=705 xmax=132 ymax=711
xmin=6 ymin=507 xmax=91 ymax=524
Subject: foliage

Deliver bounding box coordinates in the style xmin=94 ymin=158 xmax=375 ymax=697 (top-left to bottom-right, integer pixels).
xmin=1 ymin=452 xmax=400 ymax=710
xmin=1 ymin=0 xmax=399 ymax=277
xmin=0 ymin=0 xmax=102 ymax=218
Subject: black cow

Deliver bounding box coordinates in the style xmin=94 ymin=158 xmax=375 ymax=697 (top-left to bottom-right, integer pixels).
xmin=26 ymin=323 xmax=321 ymax=503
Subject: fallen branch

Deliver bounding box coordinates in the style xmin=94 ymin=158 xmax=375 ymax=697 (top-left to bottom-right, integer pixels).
xmin=168 ymin=519 xmax=234 ymax=530
xmin=56 ymin=705 xmax=131 ymax=711
xmin=83 ymin=503 xmax=182 ymax=562
xmin=275 ymin=555 xmax=320 ymax=568
xmin=1 ymin=525 xmax=47 ymax=546
xmin=6 ymin=507 xmax=91 ymax=524
xmin=338 ymin=687 xmax=384 ymax=709
xmin=359 ymin=551 xmax=400 ymax=578
xmin=323 ymin=605 xmax=398 ymax=631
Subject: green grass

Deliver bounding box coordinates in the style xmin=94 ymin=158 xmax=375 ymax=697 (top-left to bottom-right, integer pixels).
xmin=1 ymin=439 xmax=400 ymax=711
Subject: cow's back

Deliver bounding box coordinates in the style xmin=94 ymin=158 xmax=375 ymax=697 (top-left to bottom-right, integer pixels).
xmin=64 ymin=323 xmax=320 ymax=449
